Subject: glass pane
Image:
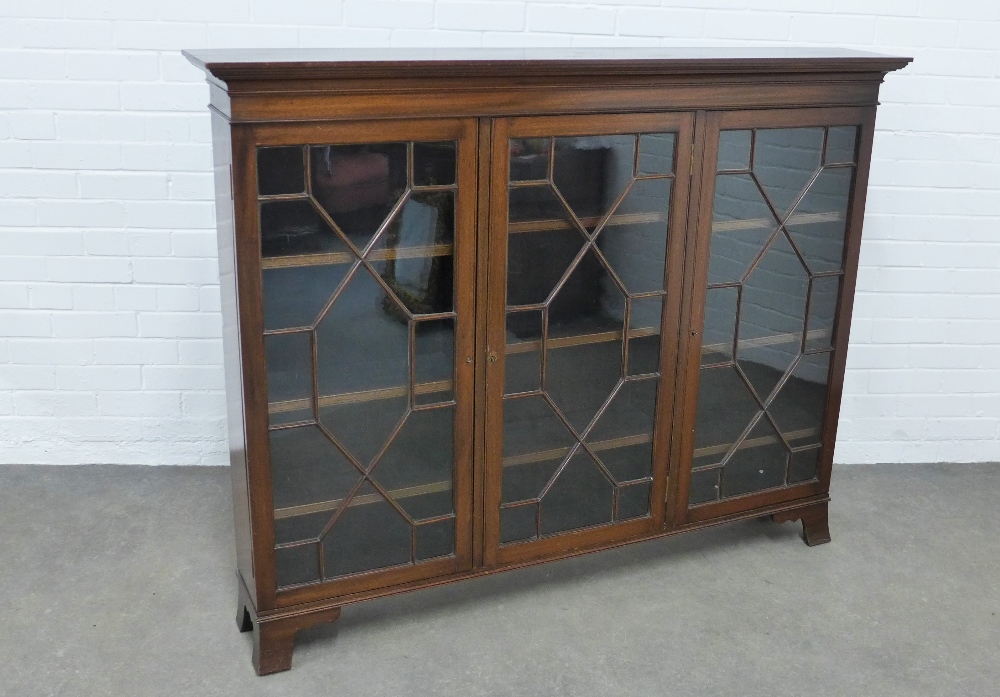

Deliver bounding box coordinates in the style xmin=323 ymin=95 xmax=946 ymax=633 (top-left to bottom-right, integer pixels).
xmin=586 ymin=377 xmax=657 ymax=446
xmin=806 ymin=276 xmax=840 ymax=351
xmin=599 ymin=441 xmax=654 ymax=484
xmin=322 ymin=482 xmax=412 ymax=577
xmin=618 ymin=481 xmax=651 ymax=520
xmin=769 ymin=352 xmax=831 ymax=449
xmin=415 ymin=518 xmax=455 ymax=560
xmin=709 ymin=173 xmax=778 ymax=285
xmin=316 ymin=267 xmax=408 ymax=393
xmin=269 ymin=425 xmax=361 ymax=510
xmin=502 ymin=395 xmax=575 ymax=476
xmin=788 ymin=447 xmax=822 ymax=483
xmin=693 ymin=366 xmax=760 ymax=466
xmin=786 ymin=167 xmax=853 ymax=274
xmin=265 ymin=332 xmax=313 ymax=426
xmin=258 ymin=146 xmax=304 ymax=195
xmin=627 ymin=295 xmax=662 ymax=376
xmin=260 ymin=199 xmax=350 ymax=258
xmin=413 ymin=141 xmax=456 ymax=187
xmin=721 ymin=416 xmax=788 ymax=498
xmin=689 ymin=468 xmax=720 ymax=505
xmin=736 ymin=233 xmax=808 ymax=402
xmin=274 ymin=510 xmax=329 ymax=546
xmin=717 ymin=130 xmax=751 ymax=171
xmin=598 ymin=177 xmax=672 ymax=294
xmin=371 ymin=191 xmax=455 ymax=316
xmin=505 ymin=310 xmax=542 ymax=395
xmin=310 ymin=143 xmax=407 ymax=250
xmin=753 ymin=127 xmax=824 ymax=220
xmin=500 ymin=504 xmax=537 ymax=543
xmin=275 ymin=544 xmax=319 ymax=587
xmin=262 ymin=265 xmax=347 ymax=331
xmin=415 ymin=318 xmax=454 ymax=405
xmin=638 ymin=132 xmax=675 ymax=176
xmin=553 ymin=135 xmax=634 ymax=224
xmin=371 ymin=406 xmax=454 ymax=520
xmin=510 ymin=137 xmax=550 ymax=182
xmin=701 ymin=286 xmax=738 ymax=366
xmin=825 ymin=127 xmax=857 ymax=165
xmin=502 ymin=456 xmax=562 ymax=503
xmin=540 ymin=450 xmax=614 ymax=535
xmin=507 ymin=186 xmax=585 ymax=306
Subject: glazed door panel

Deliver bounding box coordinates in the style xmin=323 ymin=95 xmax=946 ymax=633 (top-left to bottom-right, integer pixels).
xmin=484 ymin=113 xmax=695 ymax=564
xmin=245 ymin=119 xmax=479 ymax=603
xmin=674 ymin=108 xmax=875 ymax=522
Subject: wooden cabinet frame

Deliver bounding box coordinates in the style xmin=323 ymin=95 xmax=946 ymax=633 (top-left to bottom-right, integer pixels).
xmin=187 ymin=48 xmax=909 ymax=675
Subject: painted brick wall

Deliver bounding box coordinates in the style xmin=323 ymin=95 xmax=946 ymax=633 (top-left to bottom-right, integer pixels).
xmin=1 ymin=1 xmax=998 ymax=465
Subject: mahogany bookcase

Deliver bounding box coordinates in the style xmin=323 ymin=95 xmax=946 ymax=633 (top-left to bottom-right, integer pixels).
xmin=184 ymin=48 xmax=910 ymax=675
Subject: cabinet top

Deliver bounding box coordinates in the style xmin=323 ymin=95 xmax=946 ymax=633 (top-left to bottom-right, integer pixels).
xmin=183 ymin=47 xmax=911 ymax=83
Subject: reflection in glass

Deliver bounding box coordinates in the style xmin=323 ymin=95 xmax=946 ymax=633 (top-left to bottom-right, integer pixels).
xmin=690 ymin=125 xmax=854 ymax=506
xmin=717 ymin=130 xmax=751 ymax=171
xmin=627 ymin=295 xmax=663 ymax=376
xmin=310 ymin=142 xmax=407 ymax=249
xmin=753 ymin=127 xmax=824 ymax=219
xmin=786 ymin=167 xmax=852 ymax=274
xmin=599 ymin=177 xmax=671 ymax=294
xmin=638 ymin=133 xmax=675 ymax=176
xmin=825 ymin=127 xmax=857 ymax=165
xmin=501 ymin=127 xmax=676 ymax=541
xmin=509 ymin=138 xmax=550 ymax=181
xmin=553 ymin=135 xmax=634 ymax=222
xmin=806 ymin=276 xmax=840 ymax=351
xmin=701 ymin=286 xmax=738 ymax=366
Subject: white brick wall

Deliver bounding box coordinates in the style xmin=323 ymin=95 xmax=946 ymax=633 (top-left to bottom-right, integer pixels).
xmin=1 ymin=1 xmax=998 ymax=466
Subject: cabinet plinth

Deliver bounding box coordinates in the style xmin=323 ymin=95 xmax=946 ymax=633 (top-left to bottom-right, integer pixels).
xmin=186 ymin=47 xmax=909 ymax=674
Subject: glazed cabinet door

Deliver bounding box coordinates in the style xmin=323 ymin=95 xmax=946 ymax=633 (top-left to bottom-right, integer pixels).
xmin=239 ymin=119 xmax=478 ymax=605
xmin=484 ymin=113 xmax=695 ymax=564
xmin=672 ymin=108 xmax=875 ymax=523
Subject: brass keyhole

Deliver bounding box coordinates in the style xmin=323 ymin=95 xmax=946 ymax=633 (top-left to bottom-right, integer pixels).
xmin=488 ymin=352 xmax=498 ymax=363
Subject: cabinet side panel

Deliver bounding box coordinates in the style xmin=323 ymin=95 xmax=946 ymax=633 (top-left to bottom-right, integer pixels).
xmin=212 ymin=109 xmax=256 ymax=599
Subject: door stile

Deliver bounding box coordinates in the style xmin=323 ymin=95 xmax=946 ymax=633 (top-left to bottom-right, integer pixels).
xmin=649 ymin=110 xmax=695 ymax=530
xmin=472 ymin=116 xmax=493 ymax=569
xmin=663 ymin=110 xmax=718 ymax=530
xmin=482 ymin=117 xmax=512 ymax=567
xmin=666 ymin=110 xmax=721 ymax=528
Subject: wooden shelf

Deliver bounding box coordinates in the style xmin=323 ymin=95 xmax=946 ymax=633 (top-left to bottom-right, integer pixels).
xmin=692 ymin=426 xmax=819 ymax=463
xmin=701 ymin=328 xmax=832 ymax=357
xmin=269 ymin=379 xmax=452 ymax=415
xmin=509 ymin=211 xmax=664 ymax=235
xmin=261 ymin=243 xmax=453 ymax=270
xmin=506 ymin=326 xmax=659 ymax=354
xmin=506 ymin=210 xmax=842 ymax=237
xmin=712 ymin=211 xmax=843 ymax=234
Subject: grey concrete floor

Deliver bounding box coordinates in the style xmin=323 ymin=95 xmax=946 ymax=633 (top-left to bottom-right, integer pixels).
xmin=1 ymin=463 xmax=998 ymax=696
